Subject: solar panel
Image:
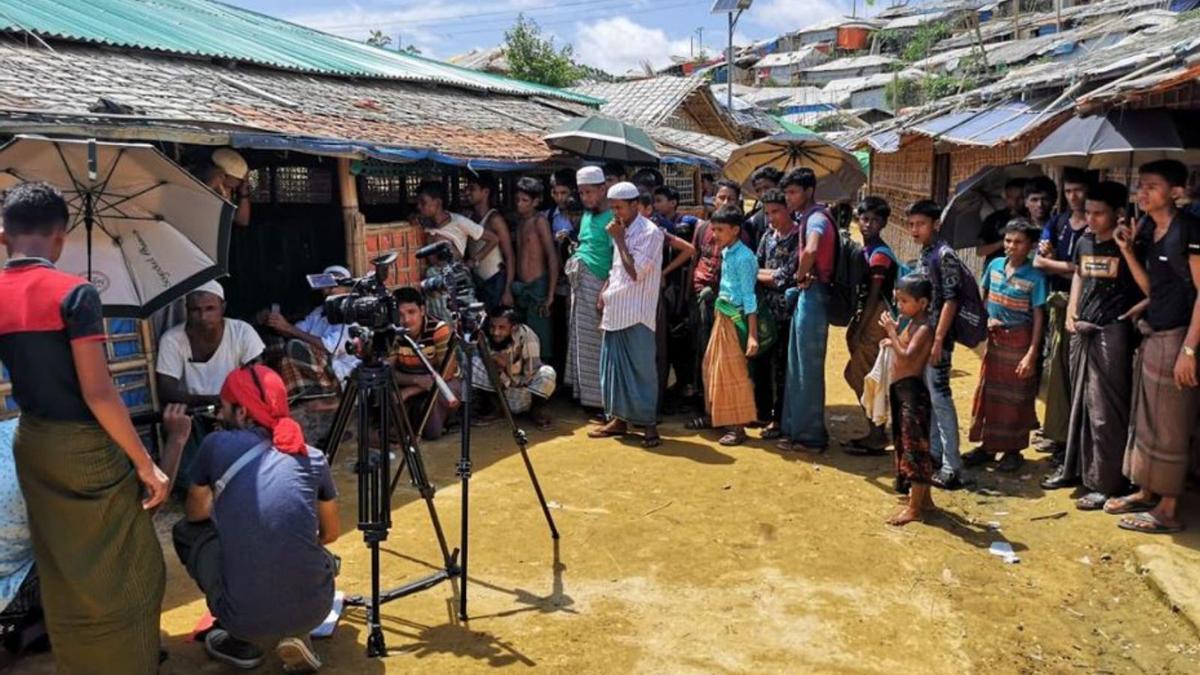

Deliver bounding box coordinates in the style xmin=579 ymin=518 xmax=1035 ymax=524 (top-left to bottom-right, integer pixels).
xmin=711 ymin=0 xmax=753 ymax=13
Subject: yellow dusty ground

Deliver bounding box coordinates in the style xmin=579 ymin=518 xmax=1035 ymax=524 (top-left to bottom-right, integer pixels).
xmin=12 ymin=328 xmax=1200 ymax=674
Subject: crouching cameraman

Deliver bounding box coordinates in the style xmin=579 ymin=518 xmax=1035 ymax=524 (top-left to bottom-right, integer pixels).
xmin=169 ymin=366 xmax=339 ymax=673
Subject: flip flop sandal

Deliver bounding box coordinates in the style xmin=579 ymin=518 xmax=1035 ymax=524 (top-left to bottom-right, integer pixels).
xmin=642 ymin=434 xmax=662 ymax=448
xmin=1118 ymin=512 xmax=1184 ymax=534
xmin=1103 ymin=495 xmax=1159 ymax=515
xmin=684 ymin=416 xmax=711 ymax=430
xmin=761 ymin=427 xmax=783 ymax=440
xmin=1075 ymin=492 xmax=1108 ymax=511
xmin=718 ymin=430 xmax=746 ymax=446
xmin=775 ymin=439 xmax=798 ymax=452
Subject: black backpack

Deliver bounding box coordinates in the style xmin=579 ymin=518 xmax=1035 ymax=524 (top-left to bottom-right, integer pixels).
xmin=798 ymin=205 xmax=865 ymax=328
xmin=925 ymin=241 xmax=987 ymax=348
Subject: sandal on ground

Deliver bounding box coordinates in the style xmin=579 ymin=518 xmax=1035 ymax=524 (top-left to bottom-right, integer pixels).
xmin=775 ymin=439 xmax=824 ymax=454
xmin=1103 ymin=495 xmax=1159 ymax=515
xmin=642 ymin=433 xmax=662 ymax=448
xmin=1118 ymin=511 xmax=1184 ymax=534
xmin=1075 ymin=492 xmax=1108 ymax=511
xmin=684 ymin=415 xmax=711 ymax=430
xmin=761 ymin=425 xmax=783 ymax=440
xmin=718 ymin=429 xmax=746 ymax=446
xmin=930 ymin=470 xmax=965 ymax=491
xmin=995 ymin=452 xmax=1025 ymax=473
xmin=962 ymin=447 xmax=994 ymax=467
xmin=588 ymin=422 xmax=627 ymax=439
xmin=530 ymin=413 xmax=553 ymax=431
xmin=844 ymin=439 xmax=888 ymax=456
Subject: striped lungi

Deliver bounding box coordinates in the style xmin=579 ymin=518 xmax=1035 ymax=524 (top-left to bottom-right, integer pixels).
xmin=703 ymin=312 xmax=757 ymax=427
xmin=13 ymin=416 xmax=164 ymax=675
xmin=969 ymin=324 xmax=1039 ymax=452
xmin=471 ymin=357 xmax=557 ymax=414
xmin=600 ymin=324 xmax=659 ymax=426
xmin=1125 ymin=324 xmax=1199 ymax=497
xmin=565 ymin=259 xmax=604 ymax=408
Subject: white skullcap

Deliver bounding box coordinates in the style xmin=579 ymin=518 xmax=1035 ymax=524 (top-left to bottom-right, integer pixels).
xmin=607 ymin=181 xmax=639 ymax=201
xmin=576 ymin=165 xmax=605 ymax=186
xmin=323 ymin=265 xmax=352 ymax=279
xmin=189 ymin=279 xmax=225 ymax=300
xmin=211 ymin=148 xmax=249 ymax=180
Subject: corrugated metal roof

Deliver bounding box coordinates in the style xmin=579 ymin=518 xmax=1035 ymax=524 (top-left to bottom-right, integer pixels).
xmin=569 ymin=77 xmax=707 ymax=129
xmin=0 ymin=0 xmax=600 ymax=104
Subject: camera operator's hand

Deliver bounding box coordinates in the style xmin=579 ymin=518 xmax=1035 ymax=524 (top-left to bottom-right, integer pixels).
xmin=162 ymin=403 xmax=193 ymax=446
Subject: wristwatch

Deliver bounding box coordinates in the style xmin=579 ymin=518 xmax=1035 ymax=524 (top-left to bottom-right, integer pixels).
xmin=1183 ymin=345 xmax=1196 ymax=358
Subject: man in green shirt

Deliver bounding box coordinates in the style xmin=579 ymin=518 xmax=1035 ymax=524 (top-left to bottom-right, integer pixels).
xmin=564 ymin=165 xmax=612 ymax=413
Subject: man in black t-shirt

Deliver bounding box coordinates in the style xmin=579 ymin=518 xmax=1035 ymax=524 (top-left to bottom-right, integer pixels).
xmin=975 ymin=177 xmax=1027 ymax=267
xmin=1043 ymin=182 xmax=1141 ymax=505
xmin=1109 ymin=160 xmax=1200 ymax=534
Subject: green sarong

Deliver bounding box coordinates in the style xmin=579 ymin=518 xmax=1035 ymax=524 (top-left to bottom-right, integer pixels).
xmin=14 ymin=416 xmax=164 ymax=675
xmin=1041 ymin=292 xmax=1071 ymax=445
xmin=513 ymin=274 xmax=553 ymax=361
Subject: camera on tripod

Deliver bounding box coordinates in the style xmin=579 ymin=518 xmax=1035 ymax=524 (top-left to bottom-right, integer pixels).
xmin=316 ymin=252 xmax=400 ymax=331
xmin=415 ymin=241 xmax=478 ymax=311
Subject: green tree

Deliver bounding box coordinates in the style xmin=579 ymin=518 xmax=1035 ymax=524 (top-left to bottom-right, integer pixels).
xmin=366 ymin=30 xmax=392 ymax=49
xmin=504 ymin=14 xmax=582 ymax=88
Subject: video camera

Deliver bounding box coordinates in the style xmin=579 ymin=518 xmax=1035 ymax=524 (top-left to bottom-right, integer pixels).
xmin=308 ymin=253 xmax=400 ymax=331
xmin=415 ymin=241 xmax=478 ymax=312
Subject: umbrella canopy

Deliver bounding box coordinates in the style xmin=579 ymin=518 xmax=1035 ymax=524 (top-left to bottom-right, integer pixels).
xmin=0 ymin=136 xmax=233 ymax=318
xmin=543 ymin=116 xmax=661 ymax=164
xmin=1025 ymin=109 xmax=1200 ymax=170
xmin=940 ymin=164 xmax=1045 ymax=249
xmin=723 ymin=132 xmax=867 ymax=203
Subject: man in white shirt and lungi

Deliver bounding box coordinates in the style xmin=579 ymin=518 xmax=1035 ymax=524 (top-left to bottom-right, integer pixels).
xmin=588 ymin=182 xmax=665 ymax=447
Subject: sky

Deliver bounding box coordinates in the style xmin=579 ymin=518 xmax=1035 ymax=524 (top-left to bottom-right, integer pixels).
xmin=225 ymin=0 xmax=885 ymax=75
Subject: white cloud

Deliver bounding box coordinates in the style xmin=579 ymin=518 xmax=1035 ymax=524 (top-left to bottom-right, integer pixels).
xmin=574 ymin=17 xmax=694 ymax=75
xmin=750 ymin=0 xmax=846 ymax=32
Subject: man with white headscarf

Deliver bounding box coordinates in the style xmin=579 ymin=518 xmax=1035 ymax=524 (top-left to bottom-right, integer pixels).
xmin=564 ymin=166 xmax=612 ymax=416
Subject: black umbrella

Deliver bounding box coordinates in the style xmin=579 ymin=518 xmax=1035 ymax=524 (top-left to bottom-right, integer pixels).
xmin=1025 ymin=109 xmax=1200 ymax=170
xmin=941 ymin=164 xmax=1045 ymax=249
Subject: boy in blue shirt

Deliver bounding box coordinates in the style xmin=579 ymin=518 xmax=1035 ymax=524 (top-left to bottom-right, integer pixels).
xmin=702 ymin=206 xmax=760 ymax=446
xmin=966 ymin=219 xmax=1047 ymax=473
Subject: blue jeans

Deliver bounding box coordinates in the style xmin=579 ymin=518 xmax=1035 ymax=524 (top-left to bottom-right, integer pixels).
xmin=924 ymin=351 xmax=962 ymax=475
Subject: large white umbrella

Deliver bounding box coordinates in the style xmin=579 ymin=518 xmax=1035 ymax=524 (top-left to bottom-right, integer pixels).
xmin=0 ymin=136 xmax=233 ymax=318
xmin=723 ymin=132 xmax=866 ymax=203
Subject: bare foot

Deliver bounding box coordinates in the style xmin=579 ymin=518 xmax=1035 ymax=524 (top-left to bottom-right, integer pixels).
xmin=887 ymin=506 xmax=924 ymax=526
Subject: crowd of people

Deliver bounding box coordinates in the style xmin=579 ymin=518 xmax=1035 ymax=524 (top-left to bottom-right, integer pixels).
xmin=0 ymin=148 xmax=1198 ymax=672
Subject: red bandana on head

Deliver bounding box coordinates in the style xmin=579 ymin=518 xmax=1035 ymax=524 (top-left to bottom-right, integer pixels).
xmin=219 ymin=365 xmax=306 ymax=454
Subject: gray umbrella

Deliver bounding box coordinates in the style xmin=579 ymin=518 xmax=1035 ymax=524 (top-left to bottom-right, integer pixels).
xmin=1025 ymin=109 xmax=1200 ymax=170
xmin=941 ymin=164 xmax=1045 ymax=249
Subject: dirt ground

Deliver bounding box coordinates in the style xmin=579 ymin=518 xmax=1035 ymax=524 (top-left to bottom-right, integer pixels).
xmin=10 ymin=327 xmax=1200 ymax=674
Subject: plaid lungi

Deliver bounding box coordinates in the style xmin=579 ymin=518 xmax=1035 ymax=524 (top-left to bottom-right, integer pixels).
xmin=703 ymin=312 xmax=757 ymax=427
xmin=969 ymin=324 xmax=1039 ymax=452
xmin=471 ymin=357 xmax=557 ymax=414
xmin=1125 ymin=324 xmax=1199 ymax=497
xmin=271 ymin=338 xmax=341 ymax=402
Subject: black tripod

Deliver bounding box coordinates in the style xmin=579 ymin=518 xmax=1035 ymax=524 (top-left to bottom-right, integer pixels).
xmin=323 ymin=327 xmax=460 ymax=657
xmin=450 ymin=311 xmax=560 ymax=620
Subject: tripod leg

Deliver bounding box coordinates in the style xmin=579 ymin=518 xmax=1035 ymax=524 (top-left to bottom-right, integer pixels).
xmin=476 ymin=340 xmax=560 ymax=539
xmin=455 ymin=341 xmax=473 ymax=622
xmin=323 ymin=379 xmax=359 ymax=463
xmin=385 ymin=381 xmax=455 ymax=570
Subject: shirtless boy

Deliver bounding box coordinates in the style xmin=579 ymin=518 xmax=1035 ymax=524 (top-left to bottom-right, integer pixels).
xmin=512 ymin=177 xmax=560 ymax=360
xmin=879 ymin=274 xmax=937 ymax=526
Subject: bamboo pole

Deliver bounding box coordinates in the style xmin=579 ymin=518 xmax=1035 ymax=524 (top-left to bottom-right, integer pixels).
xmin=337 ymin=157 xmax=367 ymax=276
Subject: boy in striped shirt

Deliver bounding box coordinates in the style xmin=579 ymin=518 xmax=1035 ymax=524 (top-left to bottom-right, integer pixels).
xmin=966 ymin=219 xmax=1047 ymax=473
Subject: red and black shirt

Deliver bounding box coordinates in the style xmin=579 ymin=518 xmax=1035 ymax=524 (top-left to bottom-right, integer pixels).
xmin=0 ymin=257 xmax=106 ymax=421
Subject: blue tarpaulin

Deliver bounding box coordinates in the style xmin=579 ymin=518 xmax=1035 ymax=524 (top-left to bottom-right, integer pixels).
xmin=231 ymin=133 xmax=552 ymax=171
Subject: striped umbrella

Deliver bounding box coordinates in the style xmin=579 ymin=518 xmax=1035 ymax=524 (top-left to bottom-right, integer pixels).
xmin=724 ymin=132 xmax=866 ymax=202
xmin=543 ymin=116 xmax=661 ymax=164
